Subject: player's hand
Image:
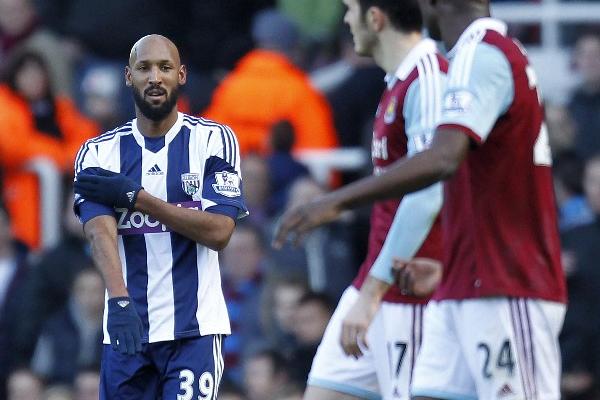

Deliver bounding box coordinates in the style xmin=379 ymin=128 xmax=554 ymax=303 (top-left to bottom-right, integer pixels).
xmin=75 ymin=167 xmax=143 ymax=210
xmin=272 ymin=195 xmax=342 ymax=248
xmin=393 ymin=257 xmax=442 ymax=298
xmin=340 ymin=297 xmax=380 ymax=359
xmin=107 ymin=297 xmax=144 ymax=355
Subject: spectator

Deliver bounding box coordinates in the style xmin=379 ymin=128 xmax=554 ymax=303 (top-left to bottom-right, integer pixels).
xmin=203 ymin=8 xmax=338 ymax=156
xmin=243 ymin=349 xmax=290 ymax=400
xmin=270 ymin=178 xmax=357 ymax=299
xmin=30 ymin=268 xmax=104 ymax=384
xmin=560 ymin=155 xmax=600 ymax=399
xmin=289 ymin=292 xmax=333 ymax=383
xmin=546 ymin=104 xmax=576 ymax=154
xmin=266 ymin=121 xmax=310 ymax=215
xmin=0 ymin=50 xmax=98 ymax=249
xmin=241 ymin=154 xmax=272 ymax=225
xmin=0 ymin=206 xmax=30 ymax=400
xmin=72 ymin=369 xmax=99 ymax=400
xmin=42 ymin=385 xmax=72 ymax=400
xmin=218 ymin=380 xmax=247 ymax=400
xmin=6 ymin=369 xmax=43 ymax=400
xmin=261 ymin=275 xmax=308 ymax=358
xmin=312 ymin=29 xmax=385 ymax=156
xmin=13 ymin=190 xmax=92 ymax=362
xmin=78 ymin=65 xmax=125 ymax=131
xmin=220 ymin=222 xmax=268 ymax=384
xmin=272 ymin=383 xmax=304 ymax=400
xmin=0 ymin=0 xmax=71 ymax=95
xmin=568 ymin=31 xmax=600 ymax=160
xmin=553 ymin=151 xmax=594 ymax=230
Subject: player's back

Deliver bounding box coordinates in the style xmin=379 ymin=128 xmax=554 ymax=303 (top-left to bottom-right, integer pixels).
xmin=435 ymin=19 xmax=566 ymax=302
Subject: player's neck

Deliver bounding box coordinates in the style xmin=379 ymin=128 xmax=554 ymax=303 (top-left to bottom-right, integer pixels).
xmin=440 ymin=9 xmax=490 ymax=51
xmin=375 ymin=30 xmax=422 ymax=76
xmin=135 ymin=108 xmax=179 ymax=138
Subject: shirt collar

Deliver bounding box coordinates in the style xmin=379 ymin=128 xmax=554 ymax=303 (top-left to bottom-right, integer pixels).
xmin=384 ymin=38 xmax=438 ymax=88
xmin=447 ymin=17 xmax=507 ymax=59
xmin=132 ymin=112 xmax=184 ymax=149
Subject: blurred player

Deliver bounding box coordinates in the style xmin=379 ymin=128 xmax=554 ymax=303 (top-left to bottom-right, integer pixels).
xmin=73 ymin=35 xmax=247 ymax=400
xmin=276 ymin=0 xmax=567 ymax=398
xmin=274 ymin=0 xmax=447 ymax=398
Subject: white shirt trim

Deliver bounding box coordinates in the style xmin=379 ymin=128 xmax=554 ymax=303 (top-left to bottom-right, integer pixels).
xmin=384 ymin=38 xmax=439 ymax=88
xmin=131 ymin=112 xmax=184 ymax=149
xmin=447 ymin=17 xmax=507 ymax=59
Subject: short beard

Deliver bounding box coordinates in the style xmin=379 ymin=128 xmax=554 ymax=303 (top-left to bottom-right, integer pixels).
xmin=131 ymin=84 xmax=180 ymax=122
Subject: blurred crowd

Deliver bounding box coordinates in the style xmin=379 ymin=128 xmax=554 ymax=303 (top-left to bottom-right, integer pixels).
xmin=0 ymin=0 xmax=599 ymax=399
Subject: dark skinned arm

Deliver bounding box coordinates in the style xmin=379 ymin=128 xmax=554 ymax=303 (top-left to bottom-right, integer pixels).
xmin=84 ymin=215 xmax=128 ymax=298
xmin=273 ymin=128 xmax=470 ymax=248
xmin=134 ymin=190 xmax=235 ymax=251
xmin=329 ymin=128 xmax=469 ymax=208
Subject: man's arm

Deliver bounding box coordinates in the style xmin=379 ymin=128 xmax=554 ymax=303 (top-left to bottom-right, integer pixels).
xmin=327 ymin=129 xmax=468 ymax=208
xmin=83 ymin=215 xmax=127 ymax=297
xmin=83 ymin=214 xmax=144 ymax=355
xmin=273 ymin=129 xmax=468 ymax=247
xmin=339 ymin=277 xmax=389 ymax=358
xmin=134 ymin=190 xmax=235 ymax=251
xmin=75 ymin=168 xmax=237 ymax=251
xmin=340 ymin=183 xmax=443 ymax=357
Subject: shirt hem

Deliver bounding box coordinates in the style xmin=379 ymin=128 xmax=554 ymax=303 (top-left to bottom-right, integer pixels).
xmin=350 ymin=283 xmax=429 ymax=304
xmin=432 ymin=291 xmax=567 ymax=304
xmin=103 ymin=328 xmax=231 ymax=345
xmin=438 ymin=123 xmax=483 ymax=145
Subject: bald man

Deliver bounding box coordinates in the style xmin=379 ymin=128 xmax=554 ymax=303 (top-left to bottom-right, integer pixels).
xmin=271 ymin=1 xmax=567 ymax=399
xmin=72 ymin=34 xmax=248 ymax=400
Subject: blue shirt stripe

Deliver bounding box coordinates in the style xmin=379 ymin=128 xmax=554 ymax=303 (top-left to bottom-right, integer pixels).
xmin=225 ymin=126 xmax=238 ymax=167
xmin=167 ymin=126 xmax=200 ymax=336
xmin=75 ymin=126 xmax=132 ymax=174
xmin=119 ymin=134 xmax=150 ymax=341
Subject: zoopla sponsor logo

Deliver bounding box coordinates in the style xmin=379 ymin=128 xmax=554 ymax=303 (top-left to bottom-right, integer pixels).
xmin=116 ymin=201 xmax=201 ymax=235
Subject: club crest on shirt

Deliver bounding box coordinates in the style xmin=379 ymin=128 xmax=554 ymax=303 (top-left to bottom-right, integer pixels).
xmin=181 ymin=173 xmax=201 ymax=196
xmin=384 ymin=96 xmax=397 ymax=124
xmin=212 ymin=171 xmax=241 ymax=198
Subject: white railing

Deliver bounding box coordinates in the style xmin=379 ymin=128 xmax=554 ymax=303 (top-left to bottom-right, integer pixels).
xmin=491 ymin=1 xmax=600 ymax=104
xmin=26 ymin=158 xmax=62 ymax=250
xmin=296 ymin=147 xmax=369 ymax=185
xmin=492 ymin=1 xmax=600 ymax=50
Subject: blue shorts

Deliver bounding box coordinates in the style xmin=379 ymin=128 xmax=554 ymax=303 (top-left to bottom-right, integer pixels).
xmin=100 ymin=334 xmax=224 ymax=400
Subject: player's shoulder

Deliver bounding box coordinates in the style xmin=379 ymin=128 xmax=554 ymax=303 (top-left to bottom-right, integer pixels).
xmin=181 ymin=114 xmax=234 ymax=135
xmin=86 ymin=121 xmax=134 ymax=145
xmin=78 ymin=121 xmax=134 ymax=154
xmin=181 ymin=114 xmax=239 ymax=151
xmin=401 ymin=39 xmax=447 ymax=83
xmin=448 ymin=39 xmax=512 ymax=90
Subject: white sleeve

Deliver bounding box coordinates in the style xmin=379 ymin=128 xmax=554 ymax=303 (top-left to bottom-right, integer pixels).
xmin=201 ymin=122 xmax=248 ymax=219
xmin=403 ymin=55 xmax=446 ymax=156
xmin=438 ymin=42 xmax=514 ymax=143
xmin=73 ymin=139 xmax=100 ymax=210
xmin=369 ymin=183 xmax=443 ymax=283
xmin=368 ymin=55 xmax=445 ymax=283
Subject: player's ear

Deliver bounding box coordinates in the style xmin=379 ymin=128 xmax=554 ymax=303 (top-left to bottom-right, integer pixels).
xmin=367 ymin=6 xmax=385 ymax=32
xmin=125 ymin=66 xmax=133 ymax=87
xmin=178 ymin=64 xmax=187 ymax=85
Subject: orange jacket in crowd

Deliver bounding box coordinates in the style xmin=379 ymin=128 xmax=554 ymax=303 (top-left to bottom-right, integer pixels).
xmin=0 ymin=84 xmax=99 ymax=249
xmin=203 ymin=49 xmax=338 ymax=155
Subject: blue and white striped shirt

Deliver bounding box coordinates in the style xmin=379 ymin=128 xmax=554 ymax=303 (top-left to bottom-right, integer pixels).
xmin=74 ymin=112 xmax=247 ymax=343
